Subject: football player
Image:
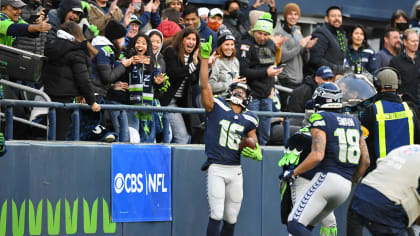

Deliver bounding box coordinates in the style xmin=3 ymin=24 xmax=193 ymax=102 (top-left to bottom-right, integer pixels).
xmin=280 ymin=82 xmax=370 ymax=235
xmin=199 ymin=36 xmax=262 ymax=236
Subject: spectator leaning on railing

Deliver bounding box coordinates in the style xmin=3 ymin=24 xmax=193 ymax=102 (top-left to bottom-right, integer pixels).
xmin=161 ymin=27 xmax=200 ymax=144
xmin=43 ymin=21 xmax=100 ymax=140
xmin=0 ymin=0 xmax=51 ymax=46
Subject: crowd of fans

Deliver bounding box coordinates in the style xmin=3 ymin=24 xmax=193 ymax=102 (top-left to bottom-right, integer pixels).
xmin=1 ymin=0 xmax=420 ymax=144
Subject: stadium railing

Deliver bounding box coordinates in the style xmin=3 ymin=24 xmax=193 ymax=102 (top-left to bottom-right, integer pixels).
xmin=0 ymin=99 xmax=305 ymax=143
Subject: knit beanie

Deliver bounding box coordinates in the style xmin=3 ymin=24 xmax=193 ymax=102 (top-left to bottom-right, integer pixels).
xmin=217 ymin=25 xmax=235 ymax=47
xmin=251 ymin=12 xmax=273 ymax=35
xmin=283 ymin=3 xmax=301 ymax=19
xmin=105 ymin=20 xmax=126 ymax=41
xmin=157 ymin=21 xmax=182 ymax=38
xmin=166 ymin=0 xmax=182 ymax=4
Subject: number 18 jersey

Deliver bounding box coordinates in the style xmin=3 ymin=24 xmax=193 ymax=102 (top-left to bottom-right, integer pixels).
xmin=204 ymin=97 xmax=259 ymax=165
xmin=309 ymin=111 xmax=362 ymax=180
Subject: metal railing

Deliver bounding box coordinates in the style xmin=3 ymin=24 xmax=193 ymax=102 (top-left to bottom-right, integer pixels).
xmin=0 ymin=99 xmax=305 ymax=143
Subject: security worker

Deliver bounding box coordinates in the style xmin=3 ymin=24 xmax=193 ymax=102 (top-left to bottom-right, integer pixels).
xmin=359 ymin=67 xmax=420 ymax=172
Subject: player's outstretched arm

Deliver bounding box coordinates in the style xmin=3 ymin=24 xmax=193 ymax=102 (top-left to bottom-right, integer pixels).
xmin=292 ymin=128 xmax=326 ymax=177
xmin=200 ymin=36 xmax=214 ymax=112
xmin=352 ymin=137 xmax=370 ymax=183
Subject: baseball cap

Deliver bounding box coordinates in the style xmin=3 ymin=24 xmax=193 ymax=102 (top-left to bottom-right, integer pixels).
xmin=210 ymin=8 xmax=223 ymax=18
xmin=129 ymin=15 xmax=142 ymax=25
xmin=72 ymin=7 xmax=83 ymax=13
xmin=316 ymin=66 xmax=334 ymax=79
xmin=2 ymin=0 xmax=26 ymax=8
xmin=377 ymin=68 xmax=399 ymax=89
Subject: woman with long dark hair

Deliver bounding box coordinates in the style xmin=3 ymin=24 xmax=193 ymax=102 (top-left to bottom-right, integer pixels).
xmin=345 ymin=25 xmax=378 ymax=74
xmin=108 ymin=33 xmax=168 ymax=142
xmin=161 ymin=27 xmax=200 ymax=144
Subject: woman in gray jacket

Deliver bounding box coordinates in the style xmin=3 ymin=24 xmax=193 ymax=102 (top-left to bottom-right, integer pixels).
xmin=209 ymin=26 xmax=245 ymax=97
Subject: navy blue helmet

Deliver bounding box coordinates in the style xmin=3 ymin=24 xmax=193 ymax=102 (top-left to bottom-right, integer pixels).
xmin=225 ymin=82 xmax=252 ymax=108
xmin=312 ymin=82 xmax=343 ymax=111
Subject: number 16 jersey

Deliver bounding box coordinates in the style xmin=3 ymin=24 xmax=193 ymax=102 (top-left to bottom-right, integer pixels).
xmin=309 ymin=111 xmax=362 ymax=180
xmin=204 ymin=97 xmax=259 ymax=166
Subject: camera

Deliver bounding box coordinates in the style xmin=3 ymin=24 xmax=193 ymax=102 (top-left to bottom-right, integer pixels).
xmin=0 ymin=44 xmax=46 ymax=82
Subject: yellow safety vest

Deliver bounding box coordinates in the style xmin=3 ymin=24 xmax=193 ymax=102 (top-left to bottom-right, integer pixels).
xmin=375 ymin=101 xmax=414 ymax=158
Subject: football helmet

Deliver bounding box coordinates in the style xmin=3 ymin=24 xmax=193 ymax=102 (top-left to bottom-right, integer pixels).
xmin=225 ymin=82 xmax=252 ymax=108
xmin=312 ymin=82 xmax=343 ymax=111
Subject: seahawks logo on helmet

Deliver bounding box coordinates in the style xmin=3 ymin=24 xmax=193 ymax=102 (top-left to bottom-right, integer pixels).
xmin=225 ymin=82 xmax=252 ymax=108
xmin=312 ymin=82 xmax=343 ymax=111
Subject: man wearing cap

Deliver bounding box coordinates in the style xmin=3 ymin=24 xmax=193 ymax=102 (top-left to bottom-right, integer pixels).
xmin=47 ymin=0 xmax=84 ymax=40
xmin=207 ymin=8 xmax=223 ymax=32
xmin=288 ymin=66 xmax=335 ymax=114
xmin=309 ymin=6 xmax=347 ymax=75
xmin=274 ymin=3 xmax=317 ymax=110
xmin=238 ymin=12 xmax=282 ymax=145
xmin=124 ymin=15 xmax=141 ymax=46
xmin=0 ymin=0 xmax=51 ymax=46
xmin=357 ymin=68 xmax=420 ymax=173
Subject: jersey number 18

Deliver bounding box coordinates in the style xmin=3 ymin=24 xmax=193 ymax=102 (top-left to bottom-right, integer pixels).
xmin=334 ymin=128 xmax=360 ymax=164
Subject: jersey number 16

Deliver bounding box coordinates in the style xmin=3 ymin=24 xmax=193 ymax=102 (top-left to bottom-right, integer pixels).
xmin=219 ymin=120 xmax=245 ymax=151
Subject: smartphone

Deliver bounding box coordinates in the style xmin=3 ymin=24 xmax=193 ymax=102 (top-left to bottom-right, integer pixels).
xmin=138 ymin=55 xmax=151 ymax=64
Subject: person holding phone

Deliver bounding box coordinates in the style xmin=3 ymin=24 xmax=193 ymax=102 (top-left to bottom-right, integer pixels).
xmin=209 ymin=25 xmax=244 ymax=97
xmin=238 ymin=13 xmax=282 ymax=145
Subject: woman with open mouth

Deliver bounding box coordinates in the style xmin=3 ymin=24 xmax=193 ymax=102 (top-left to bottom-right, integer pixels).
xmin=161 ymin=27 xmax=201 ymax=144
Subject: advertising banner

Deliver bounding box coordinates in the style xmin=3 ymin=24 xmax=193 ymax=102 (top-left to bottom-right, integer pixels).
xmin=112 ymin=144 xmax=171 ymax=222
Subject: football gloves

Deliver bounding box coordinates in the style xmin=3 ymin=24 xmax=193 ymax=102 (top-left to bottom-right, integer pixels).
xmin=241 ymin=143 xmax=262 ymax=161
xmin=278 ymin=148 xmax=301 ymax=167
xmin=200 ymin=35 xmax=212 ymax=59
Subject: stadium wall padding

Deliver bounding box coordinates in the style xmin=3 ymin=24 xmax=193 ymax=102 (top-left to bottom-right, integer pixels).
xmin=0 ymin=142 xmax=370 ymax=236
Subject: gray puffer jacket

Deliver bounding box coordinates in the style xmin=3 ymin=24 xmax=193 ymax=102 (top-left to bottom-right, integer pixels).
xmin=12 ymin=1 xmax=47 ymax=55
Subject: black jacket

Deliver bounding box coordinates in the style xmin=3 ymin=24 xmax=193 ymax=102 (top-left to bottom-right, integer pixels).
xmin=288 ymin=75 xmax=317 ymax=113
xmin=43 ymin=36 xmax=96 ymax=105
xmin=389 ymin=51 xmax=420 ymax=102
xmin=159 ymin=46 xmax=199 ymax=106
xmin=360 ymin=92 xmax=420 ymax=172
xmin=238 ymin=33 xmax=276 ymax=99
xmin=47 ymin=0 xmax=82 ymax=40
xmin=309 ymin=23 xmax=347 ymax=74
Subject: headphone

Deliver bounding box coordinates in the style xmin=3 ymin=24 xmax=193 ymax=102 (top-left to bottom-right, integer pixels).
xmin=373 ymin=67 xmax=401 ymax=91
